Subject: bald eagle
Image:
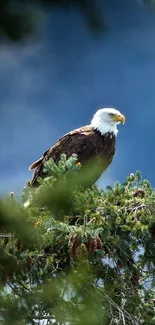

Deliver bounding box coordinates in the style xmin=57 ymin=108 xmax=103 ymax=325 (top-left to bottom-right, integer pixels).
xmin=29 ymin=108 xmax=125 ymax=186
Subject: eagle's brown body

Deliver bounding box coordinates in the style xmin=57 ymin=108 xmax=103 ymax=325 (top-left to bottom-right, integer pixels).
xmin=29 ymin=125 xmax=116 ymax=186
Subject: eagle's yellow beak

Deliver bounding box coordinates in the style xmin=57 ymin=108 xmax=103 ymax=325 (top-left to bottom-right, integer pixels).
xmin=112 ymin=114 xmax=125 ymax=124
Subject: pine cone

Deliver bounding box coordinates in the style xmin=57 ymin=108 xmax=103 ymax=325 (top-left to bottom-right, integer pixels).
xmin=96 ymin=236 xmax=103 ymax=249
xmin=80 ymin=243 xmax=88 ymax=256
xmin=69 ymin=234 xmax=80 ymax=246
xmin=133 ymin=189 xmax=145 ymax=198
xmin=75 ymin=243 xmax=88 ymax=259
xmin=75 ymin=246 xmax=83 ymax=258
xmin=68 ymin=234 xmax=81 ymax=256
xmin=86 ymin=235 xmax=97 ymax=253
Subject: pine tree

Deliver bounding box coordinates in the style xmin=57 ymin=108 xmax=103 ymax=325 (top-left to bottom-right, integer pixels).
xmin=0 ymin=0 xmax=104 ymax=41
xmin=0 ymin=155 xmax=155 ymax=324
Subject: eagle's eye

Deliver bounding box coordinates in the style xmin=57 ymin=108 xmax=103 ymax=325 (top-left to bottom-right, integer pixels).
xmin=109 ymin=113 xmax=115 ymax=117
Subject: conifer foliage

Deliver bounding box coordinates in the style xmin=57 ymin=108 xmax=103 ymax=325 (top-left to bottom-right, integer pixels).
xmin=0 ymin=0 xmax=104 ymax=41
xmin=0 ymin=154 xmax=155 ymax=325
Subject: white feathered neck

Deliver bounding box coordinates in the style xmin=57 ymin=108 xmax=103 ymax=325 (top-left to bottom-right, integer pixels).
xmin=91 ymin=108 xmax=120 ymax=137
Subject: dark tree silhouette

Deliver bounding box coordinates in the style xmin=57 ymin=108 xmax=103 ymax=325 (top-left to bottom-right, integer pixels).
xmin=0 ymin=0 xmax=105 ymax=41
xmin=0 ymin=155 xmax=155 ymax=325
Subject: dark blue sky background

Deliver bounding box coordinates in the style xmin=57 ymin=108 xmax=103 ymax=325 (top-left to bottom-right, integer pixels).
xmin=1 ymin=0 xmax=155 ymax=195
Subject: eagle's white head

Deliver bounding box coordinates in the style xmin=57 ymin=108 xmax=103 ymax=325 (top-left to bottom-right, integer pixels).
xmin=91 ymin=108 xmax=125 ymax=136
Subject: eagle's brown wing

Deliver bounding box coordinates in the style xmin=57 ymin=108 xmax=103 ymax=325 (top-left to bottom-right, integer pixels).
xmin=29 ymin=125 xmax=100 ymax=186
xmin=29 ymin=125 xmax=116 ymax=186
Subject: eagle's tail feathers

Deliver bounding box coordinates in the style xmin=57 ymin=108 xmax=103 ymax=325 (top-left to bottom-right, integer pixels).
xmin=29 ymin=157 xmax=43 ymax=170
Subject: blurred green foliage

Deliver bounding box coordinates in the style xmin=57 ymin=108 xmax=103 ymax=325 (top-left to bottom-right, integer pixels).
xmin=0 ymin=0 xmax=105 ymax=41
xmin=0 ymin=155 xmax=155 ymax=324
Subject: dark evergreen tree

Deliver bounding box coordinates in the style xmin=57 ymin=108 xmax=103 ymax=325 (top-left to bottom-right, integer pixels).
xmin=0 ymin=155 xmax=155 ymax=324
xmin=0 ymin=0 xmax=104 ymax=41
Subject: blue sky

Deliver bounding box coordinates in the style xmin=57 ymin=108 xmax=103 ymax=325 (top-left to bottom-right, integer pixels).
xmin=1 ymin=0 xmax=155 ymax=195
